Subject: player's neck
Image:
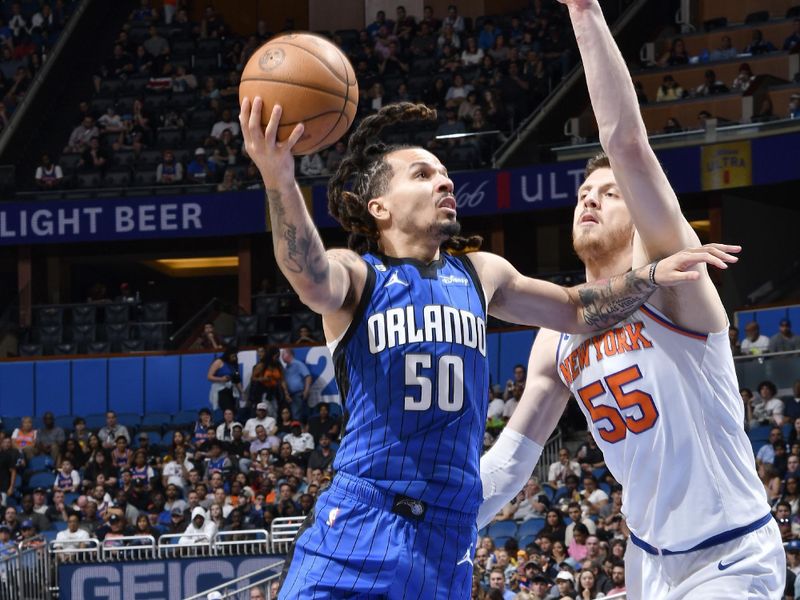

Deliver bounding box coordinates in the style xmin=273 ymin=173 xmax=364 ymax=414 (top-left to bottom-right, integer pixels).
xmin=378 ymin=234 xmax=441 ymax=263
xmin=583 ymin=251 xmax=633 ymax=284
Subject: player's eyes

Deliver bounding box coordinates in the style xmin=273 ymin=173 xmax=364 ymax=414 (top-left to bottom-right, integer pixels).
xmin=415 ymin=171 xmax=428 ymax=179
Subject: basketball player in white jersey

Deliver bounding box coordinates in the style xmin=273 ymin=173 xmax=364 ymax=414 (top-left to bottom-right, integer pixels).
xmin=477 ymin=1 xmax=785 ymax=598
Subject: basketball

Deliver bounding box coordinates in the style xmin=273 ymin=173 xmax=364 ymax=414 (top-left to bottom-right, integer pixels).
xmin=239 ymin=33 xmax=359 ymax=156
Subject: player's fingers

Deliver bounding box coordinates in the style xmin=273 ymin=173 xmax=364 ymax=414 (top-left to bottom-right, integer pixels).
xmin=699 ymin=244 xmax=739 ymax=263
xmin=689 ymin=251 xmax=727 ymax=270
xmin=703 ymin=243 xmax=741 ymax=254
xmin=264 ymin=102 xmax=282 ymax=146
xmin=239 ymin=97 xmax=250 ymax=137
xmin=248 ymin=96 xmax=266 ymax=139
xmin=285 ymin=123 xmax=305 ymax=151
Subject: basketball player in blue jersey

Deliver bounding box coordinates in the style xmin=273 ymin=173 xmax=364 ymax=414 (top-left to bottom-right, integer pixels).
xmin=478 ymin=1 xmax=784 ymax=598
xmin=239 ymin=95 xmax=739 ymax=599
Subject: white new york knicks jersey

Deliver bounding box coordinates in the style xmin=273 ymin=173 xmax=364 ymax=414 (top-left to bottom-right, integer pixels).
xmin=555 ymin=303 xmax=770 ymax=551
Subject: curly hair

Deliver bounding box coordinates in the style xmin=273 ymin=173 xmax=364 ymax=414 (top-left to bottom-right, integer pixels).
xmin=327 ymin=102 xmax=482 ymax=255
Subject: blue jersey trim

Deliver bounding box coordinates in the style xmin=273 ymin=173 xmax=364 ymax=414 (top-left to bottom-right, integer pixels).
xmin=629 ymin=512 xmax=773 ymax=556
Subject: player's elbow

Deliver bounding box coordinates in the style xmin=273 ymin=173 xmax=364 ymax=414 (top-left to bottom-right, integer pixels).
xmin=600 ymin=126 xmax=649 ymax=160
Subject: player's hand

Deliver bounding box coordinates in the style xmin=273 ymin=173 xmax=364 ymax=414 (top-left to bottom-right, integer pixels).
xmin=240 ymin=96 xmax=304 ymax=191
xmin=653 ymin=243 xmax=740 ymax=287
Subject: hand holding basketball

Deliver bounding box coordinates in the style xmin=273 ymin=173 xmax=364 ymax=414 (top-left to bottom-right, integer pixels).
xmin=240 ymin=96 xmax=303 ymax=191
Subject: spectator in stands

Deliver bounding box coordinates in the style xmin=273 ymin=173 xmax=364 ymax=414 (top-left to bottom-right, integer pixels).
xmin=731 ymin=63 xmax=755 ymax=93
xmin=143 ymin=24 xmax=170 ymax=61
xmin=741 ymin=321 xmax=769 ymax=354
xmin=35 ymin=153 xmax=64 ymax=189
xmin=12 ymin=416 xmax=37 ymax=461
xmin=565 ymin=502 xmax=596 ymax=546
xmin=729 ymin=325 xmax=742 ymax=356
xmin=576 ymin=434 xmax=605 ymax=475
xmin=759 ymin=381 xmax=785 ymax=425
xmin=83 ymin=449 xmax=116 ymax=489
xmin=478 ymin=19 xmax=499 ymax=51
xmin=366 ymin=10 xmax=391 ymax=39
xmin=65 ymin=116 xmax=98 ymax=153
xmin=784 ymin=19 xmax=800 ymax=52
xmin=54 ymin=458 xmax=80 ymax=492
xmin=155 ymin=149 xmax=184 ymax=184
xmin=662 ymin=117 xmax=683 ymax=134
xmin=306 ymin=433 xmax=336 ymax=477
xmin=54 ymin=512 xmax=89 ymax=549
xmin=695 ymin=69 xmax=728 ymax=96
xmin=435 ymin=107 xmax=466 ymax=138
xmin=284 ymin=422 xmax=314 ymax=464
xmin=659 ymin=38 xmax=689 ymax=67
xmin=461 ymin=36 xmax=484 ymax=66
xmin=307 ymin=403 xmax=341 ymax=444
xmin=294 ymin=325 xmax=318 ymax=344
xmin=707 ymin=34 xmax=736 ymax=62
xmin=210 ymin=108 xmax=240 ymax=139
xmin=744 ymin=29 xmax=776 ymax=55
xmin=443 ymin=4 xmax=464 ymax=33
xmin=633 ymin=80 xmax=647 ymax=104
xmin=655 ymin=74 xmax=685 ymax=102
xmin=244 ymin=402 xmax=277 ymax=441
xmin=786 ymin=383 xmax=800 ymax=426
xmin=0 ymin=436 xmax=17 ymax=504
xmin=281 ymin=348 xmax=312 ymax=423
xmin=581 ymin=476 xmax=608 ymax=516
xmin=554 ymin=570 xmax=577 ymax=598
xmin=575 ymin=568 xmax=603 ymax=599
xmin=215 ymin=409 xmax=238 ymax=443
xmin=187 ymin=147 xmax=218 ymax=183
xmin=208 ymin=346 xmax=243 ymax=413
xmin=36 ymin=411 xmax=64 ymax=462
xmin=605 ymin=562 xmax=625 ymax=595
xmin=769 ymin=319 xmax=800 ymax=352
xmin=760 ymin=462 xmax=783 ymax=505
xmin=250 ymin=345 xmax=287 ymax=418
xmin=548 ymin=448 xmax=581 ymax=489
xmin=216 ymin=168 xmax=240 ymax=192
xmin=197 ymin=322 xmax=223 ymax=351
xmin=97 ymin=411 xmax=131 ymax=452
xmin=489 ymin=566 xmax=514 ymax=600
xmin=538 ymin=508 xmax=567 ymax=544
xmin=299 ymin=152 xmax=326 ymax=177
xmin=77 ymin=136 xmax=109 ymax=174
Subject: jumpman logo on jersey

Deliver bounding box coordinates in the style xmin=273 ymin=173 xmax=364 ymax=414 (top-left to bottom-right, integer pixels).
xmin=457 ymin=543 xmax=473 ymax=566
xmin=385 ymin=272 xmax=409 ymax=287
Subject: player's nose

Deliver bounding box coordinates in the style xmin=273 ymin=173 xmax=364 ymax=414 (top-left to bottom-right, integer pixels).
xmin=435 ymin=174 xmax=454 ymax=195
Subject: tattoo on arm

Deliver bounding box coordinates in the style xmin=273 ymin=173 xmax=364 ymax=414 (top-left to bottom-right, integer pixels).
xmin=266 ymin=189 xmax=329 ymax=285
xmin=577 ymin=264 xmax=657 ymax=328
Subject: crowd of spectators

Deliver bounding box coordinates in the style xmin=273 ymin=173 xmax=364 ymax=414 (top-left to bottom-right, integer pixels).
xmin=0 ymin=0 xmax=75 ymax=136
xmin=38 ymin=0 xmax=579 ymax=191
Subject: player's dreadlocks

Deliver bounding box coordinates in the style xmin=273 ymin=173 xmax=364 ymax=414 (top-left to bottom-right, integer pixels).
xmin=327 ymin=102 xmax=482 ymax=255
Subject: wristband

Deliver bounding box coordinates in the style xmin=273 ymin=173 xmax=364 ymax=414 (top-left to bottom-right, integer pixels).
xmin=649 ymin=260 xmax=659 ymax=286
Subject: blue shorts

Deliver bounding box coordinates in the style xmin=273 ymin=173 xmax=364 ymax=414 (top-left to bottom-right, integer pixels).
xmin=279 ymin=471 xmax=477 ymax=599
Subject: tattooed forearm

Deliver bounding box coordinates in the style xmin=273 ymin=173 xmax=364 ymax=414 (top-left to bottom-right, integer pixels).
xmin=266 ymin=188 xmax=330 ymax=286
xmin=577 ymin=263 xmax=657 ymax=328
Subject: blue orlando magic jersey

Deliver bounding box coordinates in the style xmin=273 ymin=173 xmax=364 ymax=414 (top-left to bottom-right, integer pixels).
xmin=329 ymin=252 xmax=489 ymax=515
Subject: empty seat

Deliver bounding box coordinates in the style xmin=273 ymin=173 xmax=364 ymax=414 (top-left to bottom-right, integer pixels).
xmin=121 ymin=339 xmax=145 ymax=352
xmin=235 ymin=315 xmax=259 ymax=344
xmin=156 ymin=128 xmax=183 ymax=148
xmin=104 ymin=169 xmax=131 ymax=187
xmin=36 ymin=325 xmax=62 ymax=353
xmin=788 ymin=5 xmax=800 ymax=18
xmin=104 ymin=323 xmax=130 ymax=351
xmin=703 ymin=17 xmax=728 ymax=31
xmin=104 ymin=304 xmax=130 ymax=325
xmin=142 ymin=302 xmax=168 ymax=322
xmin=87 ymin=341 xmax=110 ymax=354
xmin=140 ymin=412 xmax=172 ymax=430
xmin=134 ymin=170 xmax=159 ymax=186
xmin=71 ymin=305 xmax=96 ymax=326
xmin=76 ymin=172 xmax=101 ymax=188
xmin=745 ymin=10 xmax=769 ymax=24
xmin=267 ymin=331 xmax=291 ymax=344
xmin=18 ymin=343 xmax=42 ymax=357
xmin=291 ymin=311 xmax=318 ymax=333
xmin=55 ymin=343 xmax=76 ymax=355
xmin=35 ymin=306 xmax=63 ymax=327
xmin=71 ymin=324 xmax=96 ymax=351
xmin=138 ymin=322 xmax=167 ymax=350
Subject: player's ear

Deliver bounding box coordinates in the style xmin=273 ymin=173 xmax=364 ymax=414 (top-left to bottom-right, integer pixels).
xmin=367 ymin=197 xmax=390 ymax=223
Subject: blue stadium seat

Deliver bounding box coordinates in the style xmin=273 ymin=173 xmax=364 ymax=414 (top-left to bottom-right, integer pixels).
xmin=783 ymin=423 xmax=793 ymax=440
xmin=116 ymin=413 xmax=141 ymax=428
xmin=64 ymin=492 xmax=80 ymax=506
xmin=83 ymin=413 xmax=107 ymax=430
xmin=599 ymin=482 xmax=611 ymax=495
xmin=27 ymin=455 xmax=53 ymax=474
xmin=592 ymin=467 xmax=607 ymax=480
xmin=518 ymin=534 xmax=538 ymax=549
xmin=542 ymin=486 xmax=555 ymax=502
xmin=492 ymin=535 xmax=511 ymax=548
xmin=749 ymin=425 xmax=772 ymax=443
xmin=26 ymin=472 xmax=54 ymax=492
xmin=328 ymin=404 xmax=343 ymax=418
xmin=488 ymin=521 xmax=518 ymax=540
xmin=54 ymin=415 xmax=74 ymax=430
xmin=140 ymin=412 xmax=172 ymax=431
xmin=478 ymin=526 xmax=489 ymax=538
xmin=51 ymin=521 xmax=68 ymax=532
xmin=518 ymin=518 xmax=545 ymax=539
xmin=3 ymin=416 xmax=22 ymax=432
xmin=143 ymin=431 xmax=162 ymax=446
xmin=174 ymin=410 xmax=198 ymax=427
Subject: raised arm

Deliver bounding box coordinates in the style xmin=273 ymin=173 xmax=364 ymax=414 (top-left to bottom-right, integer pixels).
xmin=562 ymin=0 xmax=727 ymax=331
xmin=239 ymin=97 xmax=366 ymax=316
xmin=469 ymin=244 xmax=738 ymax=334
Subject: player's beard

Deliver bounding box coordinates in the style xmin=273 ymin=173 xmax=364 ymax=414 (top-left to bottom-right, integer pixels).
xmin=430 ymin=217 xmax=461 ymax=240
xmin=573 ymin=220 xmax=634 ymax=265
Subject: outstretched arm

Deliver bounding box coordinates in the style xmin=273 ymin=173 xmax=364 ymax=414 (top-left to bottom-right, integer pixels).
xmin=478 ymin=329 xmax=568 ymax=528
xmin=239 ymin=97 xmax=365 ymax=315
xmin=469 ymin=244 xmax=739 ymax=334
xmin=562 ymin=0 xmax=727 ymax=331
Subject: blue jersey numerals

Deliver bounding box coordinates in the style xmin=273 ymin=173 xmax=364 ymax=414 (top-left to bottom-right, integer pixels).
xmin=404 ymin=353 xmax=465 ymax=412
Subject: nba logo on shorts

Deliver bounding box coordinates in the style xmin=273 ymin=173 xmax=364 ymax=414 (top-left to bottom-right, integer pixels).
xmin=326 ymin=507 xmax=340 ymax=527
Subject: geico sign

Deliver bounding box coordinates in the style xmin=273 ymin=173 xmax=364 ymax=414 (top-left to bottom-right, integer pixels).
xmin=65 ymin=558 xmax=273 ymax=600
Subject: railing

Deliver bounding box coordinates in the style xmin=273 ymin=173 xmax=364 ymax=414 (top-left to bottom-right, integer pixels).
xmin=183 ymin=559 xmax=285 ymax=600
xmin=537 ymin=427 xmax=563 ymax=484
xmin=99 ymin=535 xmax=156 ymax=561
xmin=213 ymin=529 xmax=270 ymax=556
xmin=270 ymin=517 xmax=305 ymax=554
xmin=734 ymin=348 xmax=800 ymax=392
xmin=49 ymin=537 xmax=101 ymax=563
xmin=158 ymin=532 xmax=217 ymax=559
xmin=0 ymin=537 xmax=51 ymax=600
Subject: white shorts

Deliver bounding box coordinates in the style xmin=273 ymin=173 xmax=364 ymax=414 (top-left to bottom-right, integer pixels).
xmin=625 ymin=519 xmax=785 ymax=600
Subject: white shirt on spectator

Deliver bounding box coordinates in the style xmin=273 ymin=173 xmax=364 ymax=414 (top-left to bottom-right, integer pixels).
xmin=210 ymin=120 xmax=240 ymax=139
xmin=502 ymin=398 xmax=519 ymax=419
xmin=299 ymin=153 xmax=325 ymax=177
xmin=245 ymin=416 xmax=277 ymax=439
xmin=178 ymin=507 xmax=217 ymax=545
xmin=741 ymin=335 xmax=770 ymax=355
xmin=766 ymin=398 xmax=785 ymax=424
xmin=756 ymin=443 xmax=775 ymax=464
xmin=487 ymin=397 xmax=505 ymax=420
xmin=162 ymin=458 xmax=192 ymax=489
xmin=285 ymin=432 xmax=315 ymax=454
xmin=548 ymin=460 xmax=581 ymax=487
xmin=54 ymin=527 xmax=90 ymax=548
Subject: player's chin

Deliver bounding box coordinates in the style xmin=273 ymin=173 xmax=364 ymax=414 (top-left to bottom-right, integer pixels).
xmin=438 ymin=218 xmax=461 ymax=238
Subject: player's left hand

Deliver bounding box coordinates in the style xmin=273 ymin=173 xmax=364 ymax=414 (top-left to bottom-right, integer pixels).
xmin=653 ymin=243 xmax=740 ymax=287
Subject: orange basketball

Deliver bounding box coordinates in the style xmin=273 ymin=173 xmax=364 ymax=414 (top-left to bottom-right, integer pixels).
xmin=239 ymin=33 xmax=359 ymax=156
